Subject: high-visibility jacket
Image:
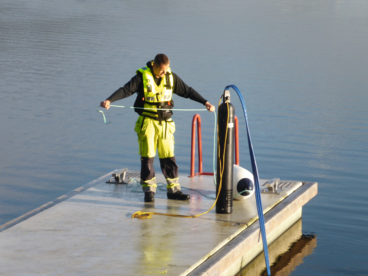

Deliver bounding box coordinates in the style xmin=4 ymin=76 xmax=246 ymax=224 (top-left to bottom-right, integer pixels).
xmin=136 ymin=63 xmax=174 ymax=121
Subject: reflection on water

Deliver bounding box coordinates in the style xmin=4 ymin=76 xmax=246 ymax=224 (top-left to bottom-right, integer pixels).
xmin=237 ymin=219 xmax=317 ymax=276
xmin=262 ymin=234 xmax=317 ymax=276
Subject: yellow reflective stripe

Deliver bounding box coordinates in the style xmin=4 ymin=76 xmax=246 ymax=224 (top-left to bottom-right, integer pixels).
xmin=166 ymin=178 xmax=179 ymax=188
xmin=167 ymin=183 xmax=180 ymax=189
xmin=142 ymin=184 xmax=157 ymax=188
xmin=140 ymin=177 xmax=157 ymax=188
xmin=161 ymin=94 xmax=171 ymax=101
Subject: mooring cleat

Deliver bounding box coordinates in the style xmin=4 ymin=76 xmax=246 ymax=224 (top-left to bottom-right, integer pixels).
xmin=167 ymin=191 xmax=190 ymax=201
xmin=144 ymin=192 xmax=155 ymax=203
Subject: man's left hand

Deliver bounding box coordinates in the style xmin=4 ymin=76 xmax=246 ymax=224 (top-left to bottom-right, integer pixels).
xmin=205 ymin=102 xmax=215 ymax=112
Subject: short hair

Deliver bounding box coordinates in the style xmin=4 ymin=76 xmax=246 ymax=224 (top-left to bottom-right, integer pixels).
xmin=154 ymin=54 xmax=170 ymax=66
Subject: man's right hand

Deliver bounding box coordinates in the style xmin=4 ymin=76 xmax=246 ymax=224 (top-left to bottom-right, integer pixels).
xmin=100 ymin=100 xmax=111 ymax=110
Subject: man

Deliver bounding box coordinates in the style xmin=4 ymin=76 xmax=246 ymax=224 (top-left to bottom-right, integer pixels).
xmin=100 ymin=54 xmax=215 ymax=202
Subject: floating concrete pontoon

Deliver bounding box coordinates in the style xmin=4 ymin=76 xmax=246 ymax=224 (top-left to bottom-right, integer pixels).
xmin=236 ymin=218 xmax=317 ymax=276
xmin=0 ymin=170 xmax=317 ymax=276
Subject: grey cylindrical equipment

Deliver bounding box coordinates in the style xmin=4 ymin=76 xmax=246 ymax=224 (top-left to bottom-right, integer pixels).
xmin=216 ymin=90 xmax=235 ymax=214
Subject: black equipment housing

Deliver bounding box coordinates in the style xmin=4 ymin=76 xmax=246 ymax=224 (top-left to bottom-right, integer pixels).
xmin=216 ymin=93 xmax=235 ymax=214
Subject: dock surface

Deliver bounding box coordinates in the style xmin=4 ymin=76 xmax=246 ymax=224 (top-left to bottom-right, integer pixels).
xmin=0 ymin=170 xmax=317 ymax=276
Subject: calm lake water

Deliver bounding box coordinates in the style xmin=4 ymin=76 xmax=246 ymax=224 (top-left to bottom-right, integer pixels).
xmin=1 ymin=0 xmax=368 ymax=275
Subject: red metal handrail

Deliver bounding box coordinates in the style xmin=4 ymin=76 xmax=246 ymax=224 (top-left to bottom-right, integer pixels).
xmin=190 ymin=114 xmax=208 ymax=177
xmin=189 ymin=114 xmax=239 ymax=178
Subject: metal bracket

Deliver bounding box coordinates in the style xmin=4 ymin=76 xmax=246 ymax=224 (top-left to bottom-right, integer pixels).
xmin=106 ymin=168 xmax=130 ymax=184
xmin=262 ymin=178 xmax=281 ymax=194
xmin=223 ymin=90 xmax=231 ymax=103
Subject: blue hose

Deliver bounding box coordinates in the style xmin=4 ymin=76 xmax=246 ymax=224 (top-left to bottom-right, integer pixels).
xmin=225 ymin=85 xmax=271 ymax=276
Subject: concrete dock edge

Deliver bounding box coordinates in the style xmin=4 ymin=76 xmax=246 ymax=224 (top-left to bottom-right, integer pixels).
xmin=187 ymin=182 xmax=318 ymax=276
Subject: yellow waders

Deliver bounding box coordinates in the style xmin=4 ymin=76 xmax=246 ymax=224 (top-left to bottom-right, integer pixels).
xmin=134 ymin=116 xmax=180 ymax=193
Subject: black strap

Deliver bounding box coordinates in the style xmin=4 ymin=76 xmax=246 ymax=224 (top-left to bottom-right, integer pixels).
xmin=143 ymin=101 xmax=170 ymax=106
xmin=142 ymin=109 xmax=158 ymax=115
xmin=165 ymin=72 xmax=172 ymax=89
xmin=140 ymin=116 xmax=146 ymax=131
xmin=141 ymin=114 xmax=172 ymax=122
xmin=142 ymin=99 xmax=173 ymax=123
xmin=157 ymin=108 xmax=163 ymax=124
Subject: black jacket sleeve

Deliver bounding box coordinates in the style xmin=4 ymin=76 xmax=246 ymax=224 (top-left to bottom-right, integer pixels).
xmin=172 ymin=73 xmax=207 ymax=105
xmin=106 ymin=74 xmax=143 ymax=103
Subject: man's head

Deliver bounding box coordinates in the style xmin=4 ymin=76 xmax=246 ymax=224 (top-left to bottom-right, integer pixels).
xmin=152 ymin=54 xmax=170 ymax=78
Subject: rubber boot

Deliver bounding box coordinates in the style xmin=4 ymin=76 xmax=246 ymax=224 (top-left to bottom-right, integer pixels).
xmin=167 ymin=191 xmax=190 ymax=201
xmin=144 ymin=191 xmax=155 ymax=202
